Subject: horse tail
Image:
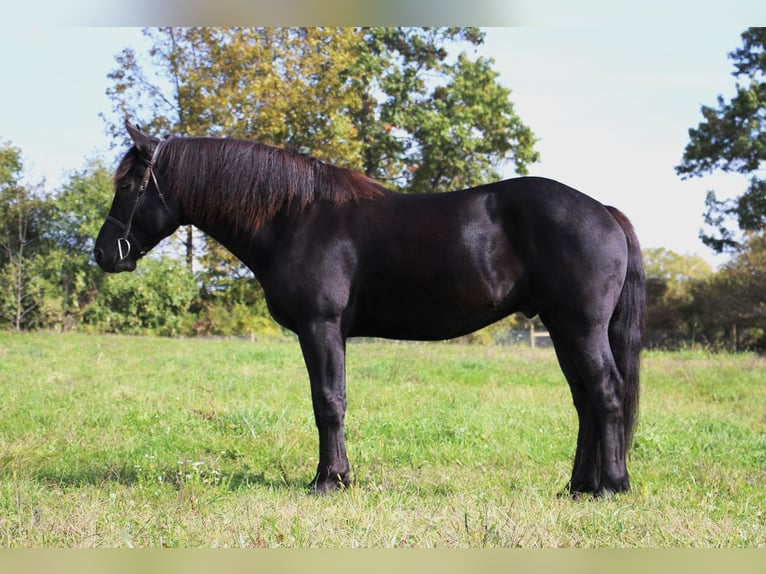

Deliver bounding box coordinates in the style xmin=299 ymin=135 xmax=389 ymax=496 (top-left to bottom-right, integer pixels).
xmin=605 ymin=206 xmax=646 ymax=447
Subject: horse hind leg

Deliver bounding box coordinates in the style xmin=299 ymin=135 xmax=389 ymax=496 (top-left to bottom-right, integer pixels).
xmin=569 ymin=385 xmax=603 ymax=496
xmin=544 ymin=320 xmax=601 ymax=496
xmin=544 ymin=315 xmax=630 ymax=497
xmin=573 ymin=332 xmax=631 ymax=497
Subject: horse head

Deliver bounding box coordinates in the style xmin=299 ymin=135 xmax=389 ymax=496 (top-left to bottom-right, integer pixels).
xmin=94 ymin=122 xmax=180 ymax=272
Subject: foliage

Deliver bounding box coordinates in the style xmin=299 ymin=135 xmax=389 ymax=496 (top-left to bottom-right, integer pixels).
xmin=1 ymin=334 xmax=764 ymax=547
xmin=349 ymin=28 xmax=538 ymax=191
xmin=642 ymin=244 xmax=766 ymax=352
xmin=104 ymin=27 xmax=537 ymax=189
xmin=83 ymin=256 xmax=199 ymax=336
xmin=689 ymin=232 xmax=766 ymax=350
xmin=105 ymin=28 xmax=363 ymax=163
xmin=41 ymin=160 xmax=115 ymax=329
xmin=650 ymin=43 xmax=766 ymax=351
xmin=642 ymin=248 xmax=713 ymax=345
xmin=0 ymin=141 xmax=24 ymax=189
xmin=47 ymin=160 xmax=115 ymax=254
xmin=677 ymin=28 xmax=766 ymax=252
xmin=191 ymin=276 xmax=283 ymax=338
xmin=0 ymin=143 xmax=51 ymax=330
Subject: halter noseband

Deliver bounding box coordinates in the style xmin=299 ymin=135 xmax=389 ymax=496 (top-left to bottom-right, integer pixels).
xmin=108 ymin=140 xmax=176 ymax=261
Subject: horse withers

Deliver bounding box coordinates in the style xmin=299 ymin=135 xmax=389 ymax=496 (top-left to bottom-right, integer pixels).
xmin=95 ymin=123 xmax=645 ymax=497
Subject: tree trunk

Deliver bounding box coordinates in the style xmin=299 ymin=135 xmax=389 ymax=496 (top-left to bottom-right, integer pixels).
xmin=186 ymin=225 xmax=194 ymax=272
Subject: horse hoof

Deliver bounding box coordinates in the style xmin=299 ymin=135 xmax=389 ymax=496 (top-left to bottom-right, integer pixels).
xmin=563 ymin=479 xmax=600 ymax=500
xmin=596 ymin=476 xmax=630 ymax=498
xmin=308 ymin=473 xmax=350 ymax=495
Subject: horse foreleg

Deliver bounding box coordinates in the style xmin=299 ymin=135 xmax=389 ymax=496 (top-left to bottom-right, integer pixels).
xmin=298 ymin=321 xmax=351 ymax=494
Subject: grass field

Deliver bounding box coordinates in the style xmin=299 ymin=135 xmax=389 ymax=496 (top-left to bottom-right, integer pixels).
xmin=0 ymin=332 xmax=764 ymax=547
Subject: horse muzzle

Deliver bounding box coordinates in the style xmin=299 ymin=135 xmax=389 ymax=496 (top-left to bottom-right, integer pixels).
xmin=94 ymin=246 xmax=137 ymax=273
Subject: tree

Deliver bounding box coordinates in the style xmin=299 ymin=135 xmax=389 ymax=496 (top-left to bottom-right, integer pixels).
xmin=643 ymin=248 xmax=713 ymax=297
xmin=676 ymin=28 xmax=766 ymax=252
xmin=689 ymin=233 xmax=766 ymax=350
xmin=0 ymin=143 xmax=50 ymax=330
xmin=407 ymin=53 xmax=537 ymax=193
xmin=105 ymin=28 xmax=537 ymax=184
xmin=642 ymin=248 xmax=713 ymax=346
xmin=348 ymin=28 xmax=538 ymax=191
xmin=44 ymin=159 xmax=115 ymax=329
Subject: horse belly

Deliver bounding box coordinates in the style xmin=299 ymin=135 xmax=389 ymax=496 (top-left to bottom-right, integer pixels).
xmin=351 ymin=262 xmax=521 ymax=341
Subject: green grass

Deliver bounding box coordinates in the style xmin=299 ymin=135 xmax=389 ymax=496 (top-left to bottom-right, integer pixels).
xmin=0 ymin=332 xmax=764 ymax=547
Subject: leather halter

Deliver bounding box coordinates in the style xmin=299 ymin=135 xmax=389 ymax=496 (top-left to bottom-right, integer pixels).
xmin=107 ymin=141 xmax=176 ymax=261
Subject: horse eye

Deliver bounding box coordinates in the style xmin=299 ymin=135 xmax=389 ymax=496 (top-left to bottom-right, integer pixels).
xmin=118 ymin=181 xmax=132 ymax=192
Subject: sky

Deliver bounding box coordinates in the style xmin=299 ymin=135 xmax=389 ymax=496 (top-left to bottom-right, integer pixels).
xmin=0 ymin=17 xmax=762 ymax=268
xmin=480 ymin=27 xmax=753 ymax=267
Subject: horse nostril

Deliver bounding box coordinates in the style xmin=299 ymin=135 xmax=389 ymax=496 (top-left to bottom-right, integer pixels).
xmin=94 ymin=248 xmax=104 ymax=264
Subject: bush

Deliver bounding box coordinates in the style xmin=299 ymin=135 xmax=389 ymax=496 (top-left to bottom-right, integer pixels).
xmin=84 ymin=256 xmax=198 ymax=336
xmin=187 ymin=301 xmax=283 ymax=338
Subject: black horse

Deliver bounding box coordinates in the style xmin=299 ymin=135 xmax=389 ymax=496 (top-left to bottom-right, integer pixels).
xmin=95 ymin=123 xmax=645 ymax=497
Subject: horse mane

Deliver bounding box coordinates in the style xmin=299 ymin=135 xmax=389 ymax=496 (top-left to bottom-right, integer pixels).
xmin=150 ymin=137 xmax=387 ymax=231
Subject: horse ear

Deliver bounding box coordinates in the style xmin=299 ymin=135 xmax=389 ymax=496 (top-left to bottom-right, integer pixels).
xmin=124 ymin=120 xmax=158 ymax=158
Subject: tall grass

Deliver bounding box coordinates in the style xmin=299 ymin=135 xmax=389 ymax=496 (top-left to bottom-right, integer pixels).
xmin=0 ymin=332 xmax=764 ymax=547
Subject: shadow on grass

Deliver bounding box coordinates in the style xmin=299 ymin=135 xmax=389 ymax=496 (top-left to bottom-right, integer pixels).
xmin=0 ymin=457 xmax=311 ymax=492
